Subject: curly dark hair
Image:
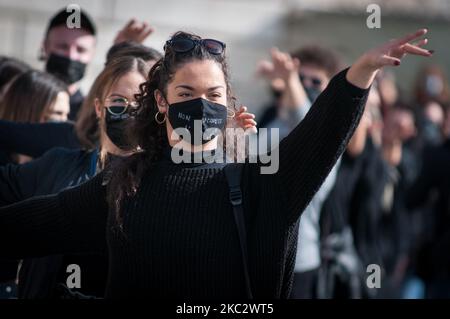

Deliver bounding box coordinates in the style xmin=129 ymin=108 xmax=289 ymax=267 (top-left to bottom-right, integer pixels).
xmin=107 ymin=31 xmax=237 ymax=224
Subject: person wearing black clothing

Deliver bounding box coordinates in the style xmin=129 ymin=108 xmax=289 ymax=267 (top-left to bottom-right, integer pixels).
xmin=40 ymin=8 xmax=97 ymax=121
xmin=406 ymin=137 xmax=450 ymax=298
xmin=319 ymin=137 xmax=388 ymax=298
xmin=0 ymin=29 xmax=432 ymax=298
xmin=41 ymin=8 xmax=155 ymax=120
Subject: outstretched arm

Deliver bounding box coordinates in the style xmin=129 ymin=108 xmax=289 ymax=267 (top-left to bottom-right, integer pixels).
xmin=275 ymin=29 xmax=432 ymax=224
xmin=0 ymin=173 xmax=108 ymax=259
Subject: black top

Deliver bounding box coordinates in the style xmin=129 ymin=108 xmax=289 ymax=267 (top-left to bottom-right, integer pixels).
xmin=406 ymin=138 xmax=450 ymax=279
xmin=0 ymin=121 xmax=81 ymax=159
xmin=0 ymin=68 xmax=369 ymax=298
xmin=320 ymin=138 xmax=389 ymax=267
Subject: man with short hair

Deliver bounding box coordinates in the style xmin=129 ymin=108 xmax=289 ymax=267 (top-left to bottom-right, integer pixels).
xmin=40 ymin=8 xmax=97 ymax=121
xmin=41 ymin=8 xmax=154 ymax=121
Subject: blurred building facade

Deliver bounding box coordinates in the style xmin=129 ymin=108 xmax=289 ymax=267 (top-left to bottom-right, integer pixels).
xmin=0 ymin=0 xmax=449 ymax=117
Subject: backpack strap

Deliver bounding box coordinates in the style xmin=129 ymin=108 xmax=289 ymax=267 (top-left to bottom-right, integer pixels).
xmin=224 ymin=163 xmax=253 ymax=299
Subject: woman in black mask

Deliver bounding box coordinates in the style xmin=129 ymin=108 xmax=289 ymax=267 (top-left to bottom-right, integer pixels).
xmin=0 ymin=29 xmax=432 ymax=298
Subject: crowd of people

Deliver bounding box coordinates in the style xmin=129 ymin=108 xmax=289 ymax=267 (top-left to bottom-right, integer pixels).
xmin=0 ymin=7 xmax=448 ymax=299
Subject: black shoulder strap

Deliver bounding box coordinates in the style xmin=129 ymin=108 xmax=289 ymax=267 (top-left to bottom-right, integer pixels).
xmin=224 ymin=163 xmax=253 ymax=299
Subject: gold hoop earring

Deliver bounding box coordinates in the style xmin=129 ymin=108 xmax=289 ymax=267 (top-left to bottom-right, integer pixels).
xmin=155 ymin=111 xmax=166 ymax=124
xmin=227 ymin=108 xmax=235 ymax=118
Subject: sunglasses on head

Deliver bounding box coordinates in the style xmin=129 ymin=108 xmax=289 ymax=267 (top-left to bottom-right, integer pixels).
xmin=104 ymin=97 xmax=139 ymax=116
xmin=164 ymin=38 xmax=226 ymax=55
xmin=299 ymin=74 xmax=323 ymax=88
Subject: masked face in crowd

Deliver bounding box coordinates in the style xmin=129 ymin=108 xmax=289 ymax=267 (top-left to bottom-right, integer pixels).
xmin=43 ymin=25 xmax=96 ymax=86
xmin=155 ymin=59 xmax=230 ymax=146
xmin=96 ymin=71 xmax=146 ymax=150
xmin=299 ymin=65 xmax=330 ymax=103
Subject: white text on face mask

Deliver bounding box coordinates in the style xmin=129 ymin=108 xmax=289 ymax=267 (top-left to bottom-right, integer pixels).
xmin=170 ymin=120 xmax=280 ymax=174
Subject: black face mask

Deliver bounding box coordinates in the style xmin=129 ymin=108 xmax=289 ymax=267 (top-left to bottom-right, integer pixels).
xmin=304 ymin=86 xmax=321 ymax=103
xmin=45 ymin=53 xmax=87 ymax=85
xmin=168 ymin=97 xmax=228 ymax=145
xmin=271 ymin=88 xmax=283 ymax=100
xmin=105 ymin=111 xmax=132 ymax=150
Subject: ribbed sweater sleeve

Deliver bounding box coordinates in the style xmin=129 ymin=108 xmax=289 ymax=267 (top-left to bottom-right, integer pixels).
xmin=276 ymin=68 xmax=370 ymax=224
xmin=0 ymin=172 xmax=107 ymax=259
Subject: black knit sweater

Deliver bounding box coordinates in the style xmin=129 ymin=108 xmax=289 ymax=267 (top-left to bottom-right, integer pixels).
xmin=0 ymin=69 xmax=369 ymax=298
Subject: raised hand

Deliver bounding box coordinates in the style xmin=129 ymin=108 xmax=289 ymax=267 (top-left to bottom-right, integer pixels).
xmin=257 ymin=48 xmax=300 ymax=83
xmin=347 ymin=29 xmax=432 ymax=89
xmin=114 ymin=19 xmax=154 ymax=44
xmin=234 ymin=105 xmax=257 ymax=134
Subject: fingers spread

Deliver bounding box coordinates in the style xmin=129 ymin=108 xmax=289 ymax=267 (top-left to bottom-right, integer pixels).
xmin=391 ymin=28 xmax=428 ymax=47
xmin=403 ymin=43 xmax=433 ymax=57
xmin=413 ymin=38 xmax=428 ymax=47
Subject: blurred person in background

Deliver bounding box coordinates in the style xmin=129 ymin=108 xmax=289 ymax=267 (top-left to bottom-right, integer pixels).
xmin=0 ymin=57 xmax=31 ymax=166
xmin=412 ymin=65 xmax=449 ymax=148
xmin=319 ymin=87 xmax=390 ymax=299
xmin=378 ymin=103 xmax=419 ymax=298
xmin=40 ymin=8 xmax=97 ymax=121
xmin=257 ymin=45 xmax=344 ymax=298
xmin=0 ymin=69 xmax=69 ymax=298
xmin=406 ymin=102 xmax=450 ymax=298
xmin=257 ymin=45 xmax=342 ymax=134
xmin=40 ymin=8 xmax=154 ymax=120
xmin=0 ymin=57 xmax=31 ymax=101
xmin=0 ymin=70 xmax=69 ymax=165
xmin=377 ymin=70 xmax=400 ymax=116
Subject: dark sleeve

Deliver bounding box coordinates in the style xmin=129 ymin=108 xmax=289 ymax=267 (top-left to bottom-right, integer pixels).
xmin=0 ymin=149 xmax=62 ymax=206
xmin=0 ymin=120 xmax=81 ymax=157
xmin=0 ymin=172 xmax=108 ymax=259
xmin=275 ymin=68 xmax=370 ymax=224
